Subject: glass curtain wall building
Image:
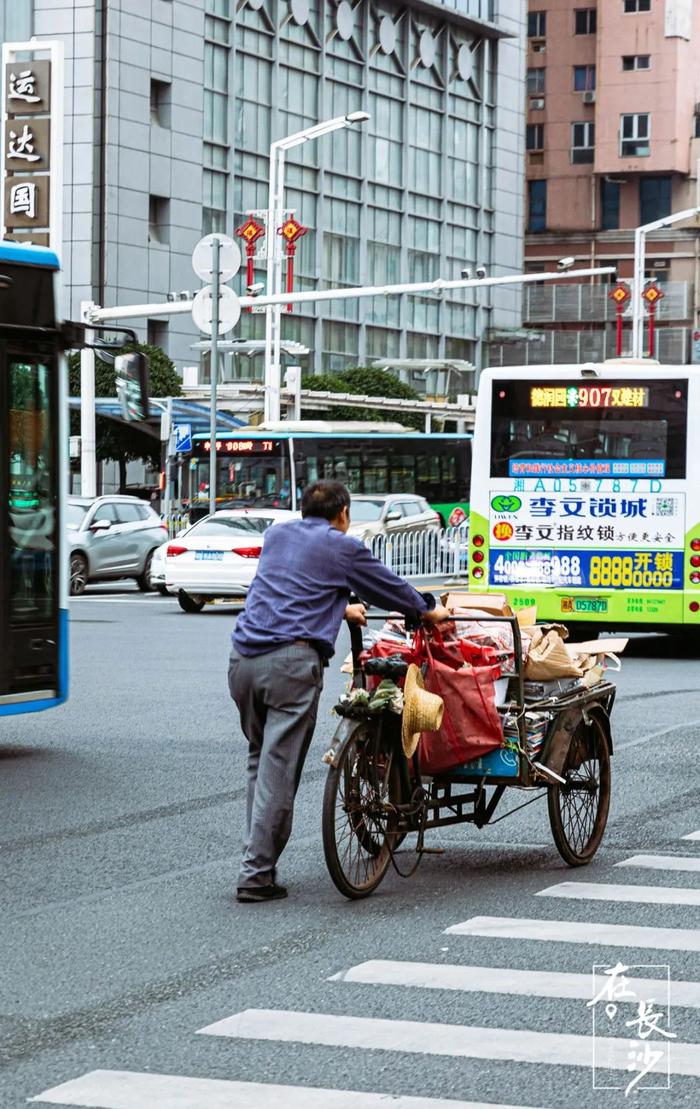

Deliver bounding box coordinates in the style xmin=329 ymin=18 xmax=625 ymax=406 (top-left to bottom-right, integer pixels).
xmin=203 ymin=0 xmax=523 ymax=377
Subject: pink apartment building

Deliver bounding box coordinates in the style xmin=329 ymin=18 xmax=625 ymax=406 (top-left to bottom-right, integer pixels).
xmin=492 ymin=0 xmax=700 ymax=366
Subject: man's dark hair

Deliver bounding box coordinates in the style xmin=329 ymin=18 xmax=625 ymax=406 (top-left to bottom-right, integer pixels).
xmin=301 ymin=480 xmax=350 ymax=520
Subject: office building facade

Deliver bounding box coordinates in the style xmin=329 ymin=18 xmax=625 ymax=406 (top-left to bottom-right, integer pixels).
xmin=5 ymin=0 xmax=525 ymax=382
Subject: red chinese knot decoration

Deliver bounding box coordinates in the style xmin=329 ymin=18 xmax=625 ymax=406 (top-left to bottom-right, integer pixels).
xmin=235 ymin=217 xmax=266 ymax=307
xmin=278 ymin=216 xmax=308 ymax=312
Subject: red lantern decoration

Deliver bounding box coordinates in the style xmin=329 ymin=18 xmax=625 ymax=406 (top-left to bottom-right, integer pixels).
xmin=235 ymin=217 xmax=266 ymax=310
xmin=641 ymin=282 xmax=665 ymax=358
xmin=608 ymin=282 xmax=630 ymax=357
xmin=278 ymin=216 xmax=308 ymax=312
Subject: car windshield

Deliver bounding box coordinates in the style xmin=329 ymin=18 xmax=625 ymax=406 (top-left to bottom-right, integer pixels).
xmin=186 ymin=516 xmax=274 ymax=537
xmin=66 ymin=503 xmax=88 ymax=528
xmin=350 ymin=499 xmax=385 ymax=522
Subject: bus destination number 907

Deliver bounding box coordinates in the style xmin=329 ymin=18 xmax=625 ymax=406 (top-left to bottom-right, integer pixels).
xmin=589 ymin=555 xmax=672 ymax=589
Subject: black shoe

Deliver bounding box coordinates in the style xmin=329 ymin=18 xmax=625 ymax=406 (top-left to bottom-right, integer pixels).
xmin=236 ymin=882 xmax=288 ymax=903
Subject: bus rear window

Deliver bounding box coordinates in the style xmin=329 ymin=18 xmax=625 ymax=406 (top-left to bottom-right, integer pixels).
xmin=490 ymin=379 xmax=688 ymax=479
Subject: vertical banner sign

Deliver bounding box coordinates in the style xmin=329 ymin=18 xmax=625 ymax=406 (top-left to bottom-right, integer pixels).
xmin=2 ymin=41 xmax=64 ymax=253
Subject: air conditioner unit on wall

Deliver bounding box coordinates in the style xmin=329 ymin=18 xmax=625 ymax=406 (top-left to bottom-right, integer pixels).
xmin=582 ymin=90 xmax=596 ymax=104
xmin=530 ymin=97 xmax=545 ymax=110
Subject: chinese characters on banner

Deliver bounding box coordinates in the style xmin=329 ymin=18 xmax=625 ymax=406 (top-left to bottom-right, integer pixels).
xmin=3 ymin=58 xmax=52 ymax=246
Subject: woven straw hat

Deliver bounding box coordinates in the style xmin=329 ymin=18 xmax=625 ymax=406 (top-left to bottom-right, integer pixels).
xmin=401 ymin=664 xmax=444 ymax=758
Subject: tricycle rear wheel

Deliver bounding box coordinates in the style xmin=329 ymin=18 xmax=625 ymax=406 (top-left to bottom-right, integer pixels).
xmin=547 ymin=713 xmax=611 ymax=866
xmin=322 ymin=721 xmax=402 ymax=899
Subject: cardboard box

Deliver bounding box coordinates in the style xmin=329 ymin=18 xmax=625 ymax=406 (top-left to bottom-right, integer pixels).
xmin=567 ymin=637 xmax=628 ymax=656
xmin=442 ymin=592 xmax=512 ymax=616
xmin=442 ymin=592 xmax=537 ymax=628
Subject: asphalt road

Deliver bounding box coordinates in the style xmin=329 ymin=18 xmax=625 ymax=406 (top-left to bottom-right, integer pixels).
xmin=1 ymin=585 xmax=699 ymax=1108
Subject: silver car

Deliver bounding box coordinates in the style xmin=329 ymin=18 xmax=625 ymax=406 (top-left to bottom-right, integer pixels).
xmin=66 ymin=496 xmax=167 ymax=595
xmin=348 ymin=494 xmax=441 ymax=543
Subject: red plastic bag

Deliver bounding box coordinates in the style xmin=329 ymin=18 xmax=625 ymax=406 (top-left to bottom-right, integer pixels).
xmin=417 ymin=630 xmax=504 ymax=775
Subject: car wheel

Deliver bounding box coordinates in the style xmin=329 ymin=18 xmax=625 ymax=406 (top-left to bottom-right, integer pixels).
xmin=178 ymin=590 xmax=205 ymax=614
xmin=157 ymin=585 xmax=169 ymax=596
xmin=69 ymin=553 xmax=88 ymax=596
xmin=137 ymin=549 xmax=157 ymax=592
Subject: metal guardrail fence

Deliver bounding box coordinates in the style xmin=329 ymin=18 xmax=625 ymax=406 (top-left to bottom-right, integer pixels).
xmin=163 ymin=511 xmax=190 ymax=538
xmin=368 ymin=525 xmax=469 ymax=578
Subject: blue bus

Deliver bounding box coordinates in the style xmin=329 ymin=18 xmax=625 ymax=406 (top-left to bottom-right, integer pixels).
xmin=0 ymin=242 xmax=68 ymax=717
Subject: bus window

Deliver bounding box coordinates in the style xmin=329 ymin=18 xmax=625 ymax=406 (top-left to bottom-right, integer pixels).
xmin=362 ymin=451 xmax=389 ymax=493
xmin=441 ymin=453 xmax=458 ymax=499
xmin=390 ymin=455 xmax=414 ymax=492
xmin=8 ymin=361 xmax=56 ymax=624
xmin=491 ymin=379 xmax=687 ymax=479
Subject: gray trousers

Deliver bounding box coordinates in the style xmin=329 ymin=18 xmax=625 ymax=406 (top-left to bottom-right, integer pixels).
xmin=228 ymin=643 xmax=323 ymax=889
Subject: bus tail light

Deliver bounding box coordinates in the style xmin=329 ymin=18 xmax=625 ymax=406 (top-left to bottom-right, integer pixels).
xmin=690 ymin=601 xmax=700 ymax=613
xmin=472 ymin=534 xmax=485 ymax=547
xmin=166 ymin=544 xmax=188 ymax=557
xmin=691 ymin=556 xmax=700 ymax=568
xmin=472 ymin=566 xmax=484 ymax=580
xmin=691 ymin=538 xmax=700 ymax=552
xmin=232 ymin=546 xmax=262 ymax=558
xmin=690 ymin=572 xmax=700 ymax=585
xmin=472 ymin=550 xmax=484 ymax=564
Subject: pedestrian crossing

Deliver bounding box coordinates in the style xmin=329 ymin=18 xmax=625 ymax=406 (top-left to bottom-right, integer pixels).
xmin=29 ymin=1072 xmax=527 ymax=1109
xmin=31 ymin=834 xmax=700 ymax=1108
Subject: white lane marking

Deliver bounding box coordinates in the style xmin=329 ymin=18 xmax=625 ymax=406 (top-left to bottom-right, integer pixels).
xmin=616 ymin=854 xmax=700 ymax=874
xmin=683 ymin=830 xmax=700 ymax=841
xmin=70 ymin=598 xmax=173 ymax=604
xmin=444 ymin=916 xmax=700 ymax=952
xmin=28 ymin=1070 xmax=536 ymax=1109
xmin=330 ymin=959 xmax=700 ymax=1007
xmin=617 ymin=718 xmax=700 ymax=751
xmin=197 ymin=1008 xmax=700 ymax=1076
xmin=536 ymin=881 xmax=700 ymax=907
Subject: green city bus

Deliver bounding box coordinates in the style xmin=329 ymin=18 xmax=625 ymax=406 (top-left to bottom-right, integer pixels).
xmin=187 ymin=423 xmax=471 ymax=526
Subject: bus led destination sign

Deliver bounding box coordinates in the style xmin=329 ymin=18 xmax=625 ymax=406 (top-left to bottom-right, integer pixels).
xmin=203 ymin=439 xmax=275 ymax=453
xmin=530 ymin=385 xmax=649 ymax=409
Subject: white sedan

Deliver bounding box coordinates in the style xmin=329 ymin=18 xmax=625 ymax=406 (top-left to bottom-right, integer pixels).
xmin=165 ymin=509 xmax=299 ymax=613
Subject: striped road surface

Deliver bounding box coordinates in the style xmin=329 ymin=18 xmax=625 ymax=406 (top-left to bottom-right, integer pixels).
xmin=30 ymin=831 xmax=700 ymax=1107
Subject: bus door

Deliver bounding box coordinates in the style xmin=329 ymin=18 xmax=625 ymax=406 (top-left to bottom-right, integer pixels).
xmin=0 ymin=340 xmax=60 ymax=702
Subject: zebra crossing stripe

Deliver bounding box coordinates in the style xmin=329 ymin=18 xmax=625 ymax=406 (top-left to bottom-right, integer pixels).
xmin=330 ymin=959 xmax=700 ymax=1007
xmin=197 ymin=1008 xmax=700 ymax=1076
xmin=616 ymin=854 xmax=700 ymax=874
xmin=28 ymin=1070 xmax=529 ymax=1109
xmin=682 ymin=830 xmax=700 ymax=841
xmin=536 ymin=881 xmax=700 ymax=907
xmin=444 ymin=916 xmax=700 ymax=952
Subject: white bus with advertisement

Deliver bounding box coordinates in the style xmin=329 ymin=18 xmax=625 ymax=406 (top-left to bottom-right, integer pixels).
xmin=468 ymin=363 xmax=700 ymax=633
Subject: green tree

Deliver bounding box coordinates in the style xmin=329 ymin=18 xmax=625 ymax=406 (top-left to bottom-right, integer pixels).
xmin=69 ymin=343 xmax=181 ymax=493
xmin=301 ymin=365 xmax=422 ymax=429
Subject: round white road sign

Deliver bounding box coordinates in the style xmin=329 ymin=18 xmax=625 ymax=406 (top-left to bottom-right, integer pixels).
xmin=191 ymin=233 xmax=241 ymax=283
xmin=191 ymin=285 xmax=241 ymax=335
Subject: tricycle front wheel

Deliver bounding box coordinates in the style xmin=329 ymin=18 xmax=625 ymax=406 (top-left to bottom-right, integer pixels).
xmin=322 ymin=721 xmax=402 ymax=899
xmin=547 ymin=714 xmax=611 ymax=866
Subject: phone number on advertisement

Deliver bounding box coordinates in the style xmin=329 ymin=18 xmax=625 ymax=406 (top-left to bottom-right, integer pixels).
xmin=492 ymin=554 xmax=582 ymax=582
xmin=589 ymin=556 xmax=672 ymax=589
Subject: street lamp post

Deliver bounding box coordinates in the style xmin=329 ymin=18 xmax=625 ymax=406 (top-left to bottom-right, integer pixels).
xmin=263 ymin=112 xmax=370 ymax=423
xmin=631 ymin=206 xmax=700 ymax=358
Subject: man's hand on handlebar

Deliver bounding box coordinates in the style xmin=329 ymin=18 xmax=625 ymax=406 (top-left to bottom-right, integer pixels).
xmin=345 ymin=603 xmax=367 ymax=626
xmin=422 ymin=603 xmax=451 ymax=624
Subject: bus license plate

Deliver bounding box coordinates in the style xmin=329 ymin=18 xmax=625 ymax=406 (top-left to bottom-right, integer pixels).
xmin=568 ymin=598 xmax=608 ymax=614
xmin=195 ymin=551 xmax=223 ymax=561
